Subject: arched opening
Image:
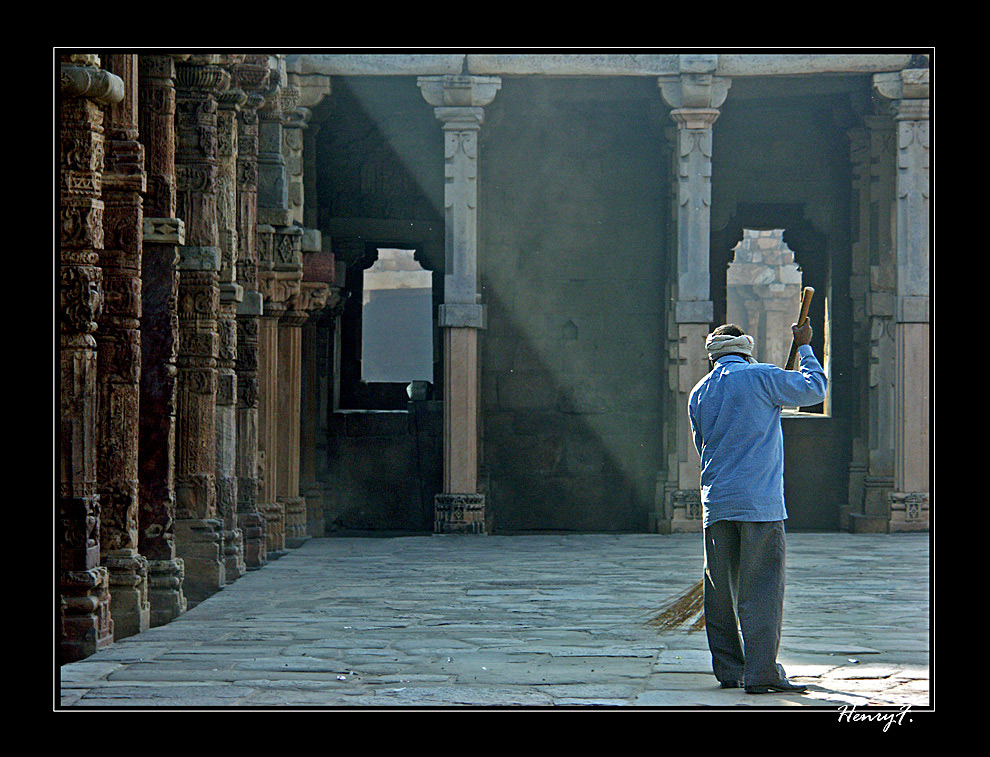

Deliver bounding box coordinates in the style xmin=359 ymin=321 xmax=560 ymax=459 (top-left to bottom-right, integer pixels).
xmin=725 ymin=228 xmax=831 ymax=415
xmin=713 ymin=204 xmax=830 ymax=416
xmin=712 ymin=204 xmax=844 ymax=531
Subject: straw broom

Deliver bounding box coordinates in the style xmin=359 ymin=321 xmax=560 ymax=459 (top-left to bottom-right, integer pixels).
xmin=648 ymin=287 xmax=815 ymax=634
xmin=646 ymin=576 xmax=706 ymax=632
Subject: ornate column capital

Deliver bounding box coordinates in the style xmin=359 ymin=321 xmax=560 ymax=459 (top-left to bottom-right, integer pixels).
xmin=287 ymin=281 xmax=333 ymax=319
xmin=287 ymin=70 xmax=332 ymax=109
xmin=873 ymin=67 xmax=930 ymax=120
xmin=174 ymin=55 xmax=231 ymax=96
xmin=417 ymin=74 xmax=502 ymax=110
xmin=658 ymin=54 xmax=731 ymax=112
xmin=61 ymin=57 xmax=124 ymax=105
xmin=418 ymin=75 xmax=501 ymax=133
xmin=233 ymin=54 xmax=272 ymax=94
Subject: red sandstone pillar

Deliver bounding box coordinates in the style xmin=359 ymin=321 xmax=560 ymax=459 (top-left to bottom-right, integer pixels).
xmin=59 ymin=53 xmax=122 ymax=661
xmin=172 ymin=55 xmax=230 ymax=604
xmin=97 ymin=52 xmax=151 ymax=639
xmin=137 ymin=54 xmax=189 ymax=624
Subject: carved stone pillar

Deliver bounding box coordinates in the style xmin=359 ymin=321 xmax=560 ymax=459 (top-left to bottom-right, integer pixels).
xmin=173 ymin=55 xmax=230 ymax=604
xmin=138 ymin=53 xmax=188 ymax=624
xmin=282 ymin=87 xmax=308 ymax=227
xmin=276 ymin=91 xmax=328 ymax=547
xmin=59 ymin=53 xmax=121 ymax=661
xmin=216 ymin=68 xmax=247 ymax=582
xmin=256 ymin=231 xmax=297 ymax=556
xmin=255 ymin=61 xmax=297 ymax=557
xmin=874 ymin=67 xmax=930 ymax=532
xmin=278 ymin=303 xmax=306 ymax=547
xmin=846 ymin=111 xmax=898 ymax=532
xmin=257 ymin=221 xmax=303 ymax=555
xmin=97 ymin=53 xmax=151 ymax=639
xmin=233 ymin=54 xmax=271 ymax=568
xmin=282 ymin=275 xmax=332 ymax=545
xmin=418 ymin=75 xmax=501 ymax=534
xmin=656 ymin=56 xmax=731 ymax=533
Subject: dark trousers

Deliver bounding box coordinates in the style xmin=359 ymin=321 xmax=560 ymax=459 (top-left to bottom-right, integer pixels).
xmin=703 ymin=519 xmax=787 ymax=687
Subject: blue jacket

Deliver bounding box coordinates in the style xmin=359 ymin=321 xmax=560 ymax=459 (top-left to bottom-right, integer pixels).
xmin=687 ymin=345 xmax=828 ymax=526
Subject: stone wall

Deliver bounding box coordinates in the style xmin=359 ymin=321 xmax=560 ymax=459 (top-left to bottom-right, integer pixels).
xmin=478 ymin=77 xmax=667 ymax=532
xmin=324 ymin=405 xmax=442 ymax=533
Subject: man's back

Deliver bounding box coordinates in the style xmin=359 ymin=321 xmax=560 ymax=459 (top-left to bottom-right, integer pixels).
xmin=688 ymin=345 xmax=827 ymax=526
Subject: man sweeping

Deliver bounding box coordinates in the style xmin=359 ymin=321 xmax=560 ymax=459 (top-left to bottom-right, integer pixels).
xmin=687 ymin=320 xmax=826 ymax=694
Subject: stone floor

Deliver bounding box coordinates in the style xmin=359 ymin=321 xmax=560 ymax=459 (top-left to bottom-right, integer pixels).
xmin=58 ymin=531 xmax=931 ymax=716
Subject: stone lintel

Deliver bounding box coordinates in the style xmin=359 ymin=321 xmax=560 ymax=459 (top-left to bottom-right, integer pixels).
xmin=289 ymin=53 xmax=913 ymax=79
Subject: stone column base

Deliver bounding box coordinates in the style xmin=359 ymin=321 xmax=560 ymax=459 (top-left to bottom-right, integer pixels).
xmin=435 ymin=493 xmax=486 ymax=534
xmin=888 ymin=491 xmax=930 ymax=532
xmin=282 ymin=496 xmax=309 ymax=548
xmin=147 ymin=558 xmax=187 ymax=627
xmin=668 ymin=489 xmax=704 ymax=533
xmin=261 ymin=502 xmax=287 ymax=558
xmin=174 ymin=518 xmax=226 ymax=606
xmin=104 ymin=550 xmax=151 ymax=640
xmin=60 ymin=566 xmax=114 ymax=664
xmin=238 ymin=511 xmax=268 ymax=568
xmin=224 ymin=527 xmax=247 ymax=582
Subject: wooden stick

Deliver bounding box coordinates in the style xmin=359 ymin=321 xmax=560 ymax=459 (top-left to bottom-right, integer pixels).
xmin=784 ymin=287 xmax=815 ymax=371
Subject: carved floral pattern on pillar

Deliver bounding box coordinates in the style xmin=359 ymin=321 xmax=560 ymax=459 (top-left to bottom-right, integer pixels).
xmin=97 ymin=53 xmax=151 ymax=639
xmin=137 ymin=54 xmax=189 ymax=624
xmin=59 ymin=53 xmax=121 ymax=661
xmin=172 ymin=55 xmax=230 ymax=602
xmin=233 ymin=54 xmax=271 ymax=567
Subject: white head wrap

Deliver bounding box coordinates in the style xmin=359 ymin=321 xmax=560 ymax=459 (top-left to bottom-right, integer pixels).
xmin=705 ymin=332 xmax=758 ymax=364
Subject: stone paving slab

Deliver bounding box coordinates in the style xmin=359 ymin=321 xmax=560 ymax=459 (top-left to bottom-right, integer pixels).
xmin=58 ymin=532 xmax=931 ymax=713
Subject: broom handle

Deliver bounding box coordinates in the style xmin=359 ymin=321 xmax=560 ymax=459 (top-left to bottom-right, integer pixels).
xmin=784 ymin=287 xmax=815 ymax=371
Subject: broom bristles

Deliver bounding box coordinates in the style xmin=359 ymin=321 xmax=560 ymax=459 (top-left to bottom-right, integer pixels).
xmin=646 ymin=578 xmax=705 ymax=633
